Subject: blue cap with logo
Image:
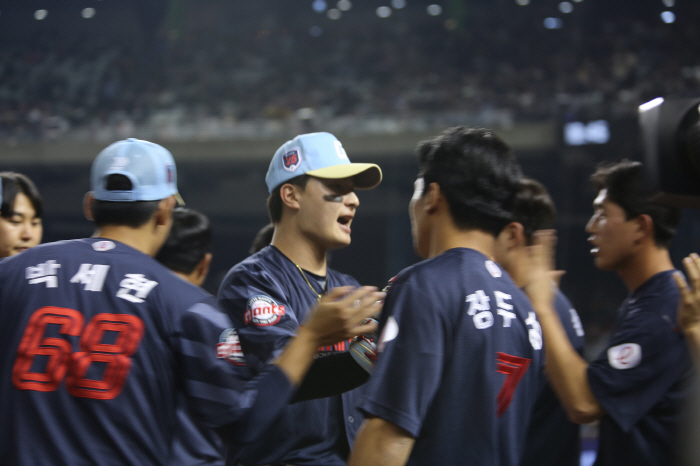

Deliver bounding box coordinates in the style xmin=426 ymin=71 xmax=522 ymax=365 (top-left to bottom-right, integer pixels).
xmin=265 ymin=132 xmax=382 ymax=193
xmin=91 ymin=138 xmax=183 ymax=204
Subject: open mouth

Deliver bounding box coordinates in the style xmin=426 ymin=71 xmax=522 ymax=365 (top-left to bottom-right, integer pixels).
xmin=337 ymin=215 xmax=353 ymax=233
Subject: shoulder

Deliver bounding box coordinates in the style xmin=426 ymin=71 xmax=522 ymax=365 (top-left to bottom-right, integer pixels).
xmin=327 ymin=267 xmax=360 ymax=287
xmin=628 ymin=270 xmax=680 ymax=312
xmin=394 ymin=248 xmax=512 ymax=287
xmin=222 ymin=247 xmax=288 ymax=285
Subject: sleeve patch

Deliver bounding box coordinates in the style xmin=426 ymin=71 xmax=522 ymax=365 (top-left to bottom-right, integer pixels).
xmin=244 ymin=295 xmax=286 ymax=326
xmin=378 ymin=316 xmax=399 ymax=352
xmin=607 ymin=343 xmax=642 ymax=370
xmin=217 ymin=328 xmax=246 ymax=365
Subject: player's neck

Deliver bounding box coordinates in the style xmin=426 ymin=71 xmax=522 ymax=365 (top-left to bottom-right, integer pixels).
xmin=428 ymin=220 xmax=496 ymax=260
xmin=271 ymin=226 xmax=328 ymax=275
xmin=503 ymin=248 xmax=530 ymax=289
xmin=93 ymin=224 xmax=163 ymax=257
xmin=617 ymin=244 xmax=674 ymax=292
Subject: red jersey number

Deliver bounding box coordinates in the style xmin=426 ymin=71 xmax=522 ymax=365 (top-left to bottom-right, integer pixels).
xmin=496 ymin=352 xmax=532 ymax=417
xmin=12 ymin=307 xmax=144 ymax=400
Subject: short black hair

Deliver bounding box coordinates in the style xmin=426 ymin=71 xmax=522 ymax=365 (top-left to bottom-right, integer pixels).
xmin=249 ymin=223 xmax=274 ymax=255
xmin=511 ymin=177 xmax=557 ymax=245
xmin=0 ymin=171 xmax=43 ymax=219
xmin=416 ymin=126 xmax=522 ymax=237
xmin=591 ymin=159 xmax=681 ymax=248
xmin=156 ymin=207 xmax=212 ymax=274
xmin=91 ymin=174 xmax=160 ymax=228
xmin=266 ymin=174 xmax=310 ymax=224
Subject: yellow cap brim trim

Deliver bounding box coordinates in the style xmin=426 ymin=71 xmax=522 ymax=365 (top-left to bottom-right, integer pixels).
xmin=306 ymin=163 xmax=382 ymax=190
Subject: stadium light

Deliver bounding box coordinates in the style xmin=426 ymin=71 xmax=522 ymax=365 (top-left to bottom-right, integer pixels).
xmin=35 ymin=9 xmax=48 ymax=20
xmin=427 ymin=4 xmax=442 ymax=15
xmin=376 ymin=6 xmax=392 ymax=17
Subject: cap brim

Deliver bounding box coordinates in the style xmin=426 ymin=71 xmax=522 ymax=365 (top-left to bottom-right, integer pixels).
xmin=174 ymin=192 xmax=186 ymax=206
xmin=306 ymin=163 xmax=382 ymax=190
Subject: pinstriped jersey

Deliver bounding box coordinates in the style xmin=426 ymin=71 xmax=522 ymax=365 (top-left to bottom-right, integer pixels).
xmin=0 ymin=238 xmax=293 ymax=466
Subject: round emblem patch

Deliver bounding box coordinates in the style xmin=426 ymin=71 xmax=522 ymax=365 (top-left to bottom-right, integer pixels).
xmin=93 ymin=241 xmax=116 ymax=252
xmin=217 ymin=328 xmax=245 ymax=365
xmin=244 ymin=295 xmax=286 ymax=326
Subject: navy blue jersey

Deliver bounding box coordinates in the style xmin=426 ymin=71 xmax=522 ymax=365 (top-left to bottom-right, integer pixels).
xmin=217 ymin=245 xmax=364 ymax=466
xmin=171 ymin=395 xmax=224 ymax=466
xmin=0 ymin=238 xmax=293 ymax=466
xmin=520 ymin=289 xmax=585 ymax=466
xmin=360 ymin=248 xmax=543 ymax=466
xmin=587 ymin=270 xmax=693 ymax=466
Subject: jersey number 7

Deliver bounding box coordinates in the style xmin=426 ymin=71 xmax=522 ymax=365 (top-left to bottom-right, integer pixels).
xmin=496 ymin=352 xmax=531 ymax=417
xmin=12 ymin=306 xmax=144 ymax=400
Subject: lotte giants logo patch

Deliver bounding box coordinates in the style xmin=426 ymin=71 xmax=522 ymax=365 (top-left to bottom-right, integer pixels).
xmin=244 ymin=295 xmax=286 ymax=326
xmin=282 ymin=148 xmax=301 ymax=172
xmin=607 ymin=343 xmax=642 ymax=370
xmin=217 ymin=328 xmax=245 ymax=365
xmin=92 ymin=240 xmax=116 ymax=252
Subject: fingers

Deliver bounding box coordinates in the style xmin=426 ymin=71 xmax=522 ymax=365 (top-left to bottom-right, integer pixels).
xmin=351 ymin=320 xmax=379 ymax=338
xmin=531 ymin=229 xmax=557 ymax=271
xmin=674 ymin=270 xmax=690 ymax=299
xmin=684 ymin=253 xmax=700 ymax=293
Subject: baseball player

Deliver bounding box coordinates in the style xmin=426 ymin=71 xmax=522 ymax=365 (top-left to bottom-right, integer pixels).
xmin=348 ymin=126 xmax=543 ymax=466
xmin=0 ymin=171 xmax=43 ymax=258
xmin=155 ymin=207 xmax=223 ymax=466
xmin=0 ymin=138 xmax=383 ymax=466
xmin=493 ymin=177 xmax=585 ymax=466
xmin=217 ymin=132 xmax=382 ymax=466
xmin=526 ymin=160 xmax=693 ymax=466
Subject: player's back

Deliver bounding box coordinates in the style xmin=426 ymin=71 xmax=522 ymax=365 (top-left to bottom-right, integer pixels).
xmin=364 ymin=248 xmax=543 ymax=466
xmin=0 ymin=238 xmax=228 ymax=466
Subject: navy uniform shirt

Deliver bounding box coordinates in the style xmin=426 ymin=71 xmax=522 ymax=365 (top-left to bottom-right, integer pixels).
xmin=360 ymin=248 xmax=543 ymax=466
xmin=0 ymin=238 xmax=293 ymax=466
xmin=587 ymin=270 xmax=693 ymax=466
xmin=520 ymin=290 xmax=585 ymax=466
xmin=217 ymin=245 xmax=364 ymax=466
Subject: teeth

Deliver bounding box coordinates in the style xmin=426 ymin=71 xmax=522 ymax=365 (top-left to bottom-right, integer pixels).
xmin=591 ymin=247 xmax=599 ymax=254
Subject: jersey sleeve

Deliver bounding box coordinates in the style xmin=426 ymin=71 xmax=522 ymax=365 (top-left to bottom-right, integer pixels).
xmin=217 ymin=266 xmax=299 ymax=374
xmin=587 ymin=293 xmax=688 ymax=431
xmin=171 ymin=299 xmax=295 ymax=443
xmin=554 ymin=290 xmax=586 ymax=355
xmin=359 ymin=278 xmax=447 ymax=438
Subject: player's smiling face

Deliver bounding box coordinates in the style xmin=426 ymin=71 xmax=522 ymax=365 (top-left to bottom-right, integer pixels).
xmin=585 ymin=189 xmax=638 ymax=271
xmin=0 ymin=193 xmax=43 ymax=258
xmin=296 ymin=176 xmax=359 ymax=250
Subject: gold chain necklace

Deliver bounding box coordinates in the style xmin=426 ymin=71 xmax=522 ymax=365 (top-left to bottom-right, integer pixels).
xmin=295 ymin=263 xmax=327 ymax=302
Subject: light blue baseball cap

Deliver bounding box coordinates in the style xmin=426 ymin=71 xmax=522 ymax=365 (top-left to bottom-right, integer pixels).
xmin=265 ymin=132 xmax=382 ymax=193
xmin=91 ymin=138 xmax=183 ymax=204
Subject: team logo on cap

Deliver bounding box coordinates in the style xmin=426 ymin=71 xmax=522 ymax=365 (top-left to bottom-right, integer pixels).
xmin=334 ymin=141 xmax=348 ymax=160
xmin=282 ymin=148 xmax=301 ymax=172
xmin=217 ymin=328 xmax=245 ymax=365
xmin=244 ymin=295 xmax=286 ymax=326
xmin=166 ymin=163 xmax=175 ymax=185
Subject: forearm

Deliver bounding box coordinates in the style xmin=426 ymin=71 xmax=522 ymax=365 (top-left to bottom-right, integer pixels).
xmin=291 ymin=351 xmax=369 ymax=402
xmin=536 ymin=306 xmax=604 ymax=424
xmin=272 ymin=327 xmax=320 ymax=386
xmin=348 ymin=417 xmax=415 ymax=466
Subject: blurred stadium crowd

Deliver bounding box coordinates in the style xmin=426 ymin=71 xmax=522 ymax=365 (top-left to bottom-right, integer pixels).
xmin=0 ymin=0 xmax=698 ymax=144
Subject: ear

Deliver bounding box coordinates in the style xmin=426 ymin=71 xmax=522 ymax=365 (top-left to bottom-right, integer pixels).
xmin=83 ymin=192 xmax=95 ymax=221
xmin=280 ymin=183 xmax=302 ymax=212
xmin=423 ymin=182 xmax=442 ymax=214
xmin=498 ymin=222 xmax=527 ymax=249
xmin=635 ymin=214 xmax=655 ymax=243
xmin=154 ymin=196 xmax=177 ymax=227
